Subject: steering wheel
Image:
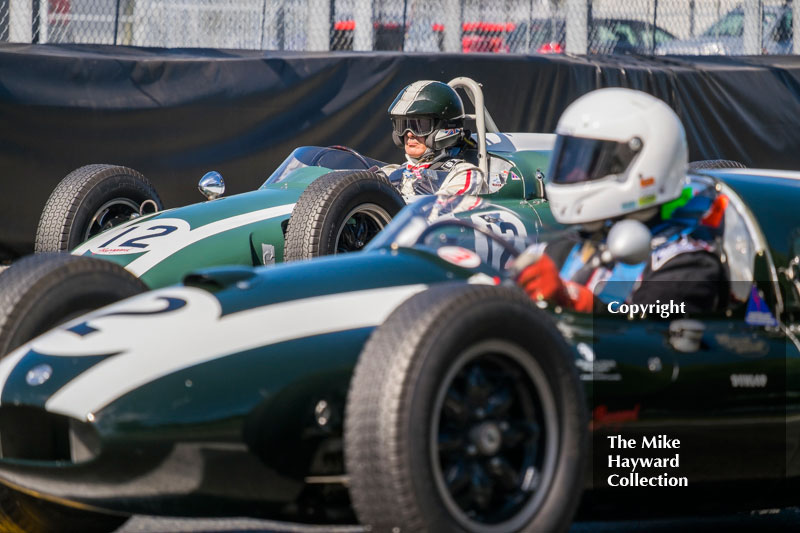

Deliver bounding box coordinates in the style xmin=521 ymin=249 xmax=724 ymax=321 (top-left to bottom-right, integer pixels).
xmin=415 ymin=218 xmax=522 ymax=261
xmin=323 ymin=145 xmax=372 ymax=170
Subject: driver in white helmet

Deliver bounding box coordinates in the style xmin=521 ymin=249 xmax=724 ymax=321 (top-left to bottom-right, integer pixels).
xmin=382 ymin=80 xmax=487 ymax=197
xmin=517 ymin=88 xmax=729 ymax=313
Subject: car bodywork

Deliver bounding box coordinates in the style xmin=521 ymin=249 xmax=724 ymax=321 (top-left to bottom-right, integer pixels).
xmin=0 ymin=166 xmax=797 ymax=524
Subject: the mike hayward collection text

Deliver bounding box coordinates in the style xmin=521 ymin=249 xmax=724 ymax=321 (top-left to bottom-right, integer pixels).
xmin=606 ymin=434 xmax=688 ymax=487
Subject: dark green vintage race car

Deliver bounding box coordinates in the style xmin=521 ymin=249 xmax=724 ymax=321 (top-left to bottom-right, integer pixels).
xmin=0 ymin=165 xmax=797 ymax=532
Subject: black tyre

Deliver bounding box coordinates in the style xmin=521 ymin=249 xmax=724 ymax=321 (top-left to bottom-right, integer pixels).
xmin=0 ymin=484 xmax=127 ymax=533
xmin=345 ymin=284 xmax=587 ymax=533
xmin=36 ymin=164 xmax=162 ymax=252
xmin=688 ymin=159 xmax=746 ymax=170
xmin=283 ymin=170 xmax=404 ymax=261
xmin=0 ymin=253 xmax=147 ymax=357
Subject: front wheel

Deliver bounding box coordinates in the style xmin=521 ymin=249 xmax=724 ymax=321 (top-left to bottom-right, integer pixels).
xmin=36 ymin=164 xmax=162 ymax=252
xmin=345 ymin=284 xmax=588 ymax=532
xmin=283 ymin=170 xmax=405 ymax=261
xmin=0 ymin=253 xmax=147 ymax=357
xmin=0 ymin=484 xmax=128 ymax=533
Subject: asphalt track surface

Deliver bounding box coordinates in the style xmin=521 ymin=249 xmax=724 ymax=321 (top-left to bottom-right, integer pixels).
xmin=117 ymin=508 xmax=800 ymax=532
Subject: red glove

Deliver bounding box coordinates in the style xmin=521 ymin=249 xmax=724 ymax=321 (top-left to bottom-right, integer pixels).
xmin=516 ymin=254 xmax=595 ymax=313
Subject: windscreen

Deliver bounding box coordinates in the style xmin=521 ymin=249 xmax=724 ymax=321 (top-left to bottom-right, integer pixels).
xmin=366 ymin=195 xmax=534 ymax=272
xmin=262 ymin=146 xmax=376 ymax=186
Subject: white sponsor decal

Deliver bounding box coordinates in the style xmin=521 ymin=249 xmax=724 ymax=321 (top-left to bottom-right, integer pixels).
xmin=437 ymin=246 xmax=481 ymax=268
xmin=0 ymin=283 xmax=428 ymax=419
xmin=73 ymin=204 xmax=295 ymax=276
xmin=577 ymin=342 xmax=595 ymax=362
xmin=650 ymin=238 xmax=710 ymax=272
xmin=730 ymin=374 xmax=768 ymax=388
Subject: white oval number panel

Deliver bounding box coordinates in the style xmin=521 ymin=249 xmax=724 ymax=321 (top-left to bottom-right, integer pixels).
xmin=470 ymin=210 xmax=528 ymax=270
xmin=86 ymin=218 xmax=191 ymax=256
xmin=437 ymin=246 xmax=482 ymax=269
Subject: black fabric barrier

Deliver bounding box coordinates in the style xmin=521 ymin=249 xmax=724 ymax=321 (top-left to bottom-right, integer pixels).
xmin=2 ymin=43 xmax=800 ymax=257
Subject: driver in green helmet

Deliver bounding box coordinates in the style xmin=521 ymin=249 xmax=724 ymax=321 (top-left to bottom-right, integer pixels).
xmin=383 ymin=80 xmax=487 ymax=197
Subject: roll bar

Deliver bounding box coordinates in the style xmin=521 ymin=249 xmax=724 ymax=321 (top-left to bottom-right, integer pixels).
xmin=447 ymin=77 xmax=499 ymax=177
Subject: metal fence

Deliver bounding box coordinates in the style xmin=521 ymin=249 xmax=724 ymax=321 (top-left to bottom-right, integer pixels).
xmin=2 ymin=0 xmax=799 ymax=55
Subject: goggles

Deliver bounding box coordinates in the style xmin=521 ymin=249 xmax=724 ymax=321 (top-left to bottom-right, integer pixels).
xmin=549 ymin=135 xmax=642 ymax=184
xmin=392 ymin=116 xmax=437 ymax=137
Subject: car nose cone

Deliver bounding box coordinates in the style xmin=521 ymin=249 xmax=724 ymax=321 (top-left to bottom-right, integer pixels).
xmin=26 ymin=364 xmax=53 ymax=386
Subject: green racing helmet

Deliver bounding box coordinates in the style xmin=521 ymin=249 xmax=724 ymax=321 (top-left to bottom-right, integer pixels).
xmin=389 ymin=80 xmax=466 ymax=151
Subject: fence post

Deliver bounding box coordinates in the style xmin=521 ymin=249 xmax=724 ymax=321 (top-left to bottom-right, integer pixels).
xmin=36 ymin=0 xmax=47 ymax=42
xmin=794 ymin=0 xmax=800 ymax=54
xmin=307 ymin=0 xmax=330 ymax=50
xmin=742 ymin=0 xmax=760 ymax=54
xmin=442 ymin=0 xmax=460 ymax=52
xmin=565 ymin=0 xmax=587 ymax=54
xmin=353 ymin=0 xmax=372 ymax=50
xmin=8 ymin=0 xmax=32 ymax=42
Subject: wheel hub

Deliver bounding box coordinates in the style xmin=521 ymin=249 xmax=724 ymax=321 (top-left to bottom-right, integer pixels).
xmin=471 ymin=422 xmax=502 ymax=456
xmin=334 ymin=204 xmax=393 ymax=254
xmin=430 ymin=343 xmax=559 ymax=528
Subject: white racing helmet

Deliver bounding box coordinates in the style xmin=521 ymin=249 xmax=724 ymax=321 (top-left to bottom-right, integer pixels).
xmin=546 ymin=88 xmax=688 ymax=225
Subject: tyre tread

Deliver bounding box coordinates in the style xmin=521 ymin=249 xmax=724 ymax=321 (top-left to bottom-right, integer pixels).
xmin=688 ymin=159 xmax=746 ymax=171
xmin=283 ymin=170 xmax=401 ymax=261
xmin=0 ymin=253 xmax=146 ymax=356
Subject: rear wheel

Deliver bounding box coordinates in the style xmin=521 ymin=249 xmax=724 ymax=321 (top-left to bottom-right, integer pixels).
xmin=345 ymin=284 xmax=587 ymax=532
xmin=36 ymin=164 xmax=162 ymax=252
xmin=0 ymin=484 xmax=128 ymax=533
xmin=0 ymin=253 xmax=147 ymax=357
xmin=688 ymin=159 xmax=746 ymax=170
xmin=283 ymin=170 xmax=404 ymax=261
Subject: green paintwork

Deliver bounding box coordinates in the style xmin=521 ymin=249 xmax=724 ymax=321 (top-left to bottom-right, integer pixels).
xmin=495 ymin=149 xmax=552 ymax=199
xmin=211 ymin=248 xmax=471 ymax=315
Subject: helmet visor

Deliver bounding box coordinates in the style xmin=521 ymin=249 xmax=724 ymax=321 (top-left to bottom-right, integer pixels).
xmin=392 ymin=117 xmax=436 ymax=137
xmin=549 ymin=135 xmax=640 ymax=184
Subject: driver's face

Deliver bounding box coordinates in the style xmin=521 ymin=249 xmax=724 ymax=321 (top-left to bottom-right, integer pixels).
xmin=404 ymin=131 xmax=427 ymax=158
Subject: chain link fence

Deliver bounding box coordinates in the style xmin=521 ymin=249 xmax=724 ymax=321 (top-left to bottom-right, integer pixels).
xmin=1 ymin=0 xmax=799 ymax=54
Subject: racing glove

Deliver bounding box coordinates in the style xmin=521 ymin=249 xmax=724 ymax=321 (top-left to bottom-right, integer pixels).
xmin=516 ymin=254 xmax=595 ymax=313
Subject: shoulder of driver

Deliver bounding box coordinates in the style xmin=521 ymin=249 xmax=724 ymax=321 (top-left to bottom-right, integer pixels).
xmin=436 ymin=161 xmax=487 ymax=195
xmin=381 ymin=163 xmax=402 ymax=174
xmin=632 ymin=239 xmax=727 ymax=312
xmin=647 ymin=237 xmax=719 ymax=276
